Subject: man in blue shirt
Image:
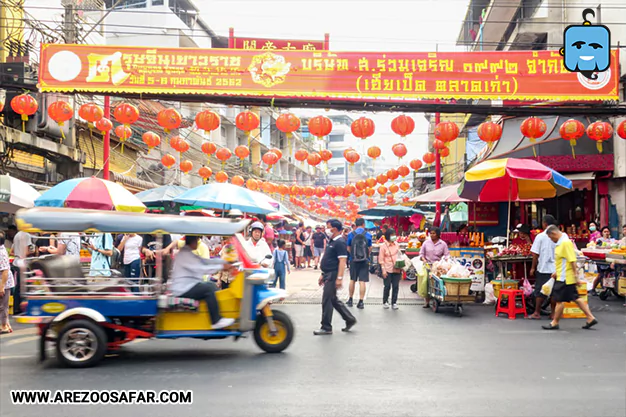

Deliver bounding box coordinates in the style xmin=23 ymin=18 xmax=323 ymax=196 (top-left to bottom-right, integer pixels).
xmin=346 ymin=218 xmax=373 ymax=309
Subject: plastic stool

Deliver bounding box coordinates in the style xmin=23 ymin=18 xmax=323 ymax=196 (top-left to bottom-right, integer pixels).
xmin=495 ymin=289 xmax=527 ymax=320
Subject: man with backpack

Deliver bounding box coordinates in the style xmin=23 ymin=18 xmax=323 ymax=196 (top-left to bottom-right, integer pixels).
xmin=346 ymin=218 xmax=372 ymax=309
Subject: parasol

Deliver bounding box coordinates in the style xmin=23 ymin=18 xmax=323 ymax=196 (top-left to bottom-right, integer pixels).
xmin=0 ymin=175 xmax=41 ymax=213
xmin=411 ymin=184 xmax=469 ymax=203
xmin=135 ymin=185 xmax=188 ymax=206
xmin=174 ymin=183 xmax=276 ymax=215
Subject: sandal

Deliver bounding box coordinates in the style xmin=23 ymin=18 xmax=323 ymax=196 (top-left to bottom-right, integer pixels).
xmin=526 ymin=316 xmax=541 ymax=320
xmin=422 ymin=304 xmax=430 ymax=309
xmin=542 ymin=324 xmax=560 ymax=330
xmin=582 ymin=319 xmax=598 ymax=329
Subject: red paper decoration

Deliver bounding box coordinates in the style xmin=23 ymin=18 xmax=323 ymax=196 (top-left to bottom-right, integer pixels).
xmin=434 ymin=121 xmax=459 ymax=143
xmin=113 ymin=103 xmax=139 ymax=126
xmin=195 ymin=110 xmax=221 ymax=135
xmin=559 ymin=119 xmax=585 ymax=158
xmin=308 ymin=115 xmax=333 ymax=139
xmin=617 ymin=120 xmax=626 ymax=140
xmin=367 ymin=146 xmax=381 ymax=159
xmin=392 ymin=143 xmax=407 ymax=160
xmin=216 ymin=148 xmax=232 ymax=168
xmin=201 ymin=141 xmax=217 ymax=163
xmin=344 ymin=149 xmax=360 ymax=166
xmin=234 ymin=145 xmax=250 ymax=165
xmin=142 ymin=131 xmax=161 ymax=152
xmin=231 ymin=175 xmax=245 ymax=187
xmin=366 ymin=177 xmax=377 ymax=188
xmin=236 ymin=110 xmax=260 ymax=134
xmin=78 ymin=103 xmax=104 ymax=127
xmin=439 ymin=147 xmax=450 ymax=158
xmin=262 ymin=151 xmax=279 ymax=171
xmin=397 ymin=165 xmax=410 ymax=177
xmin=294 ymin=149 xmax=309 ymax=164
xmin=269 ymin=147 xmax=283 ymax=161
xmin=215 ymin=171 xmax=228 ymax=183
xmin=47 ymin=101 xmax=73 ymax=139
xmin=315 ymin=187 xmax=326 ymax=198
xmin=586 ymin=121 xmax=613 ymax=153
xmin=10 ymin=94 xmax=38 ymax=129
xmin=179 ymin=159 xmax=193 ymax=174
xmin=320 ymin=149 xmax=333 ymax=164
xmin=400 ymin=181 xmax=410 ymax=192
xmin=115 ymin=125 xmax=132 ymax=141
xmin=377 ymin=186 xmax=388 ymax=196
xmin=246 ymin=178 xmax=259 ymax=191
xmin=198 ymin=166 xmax=212 ymax=182
xmin=95 ymin=118 xmax=113 ymax=136
xmin=410 ymin=159 xmax=423 ymax=171
xmin=433 ymin=140 xmax=446 ymax=150
xmin=161 ymin=154 xmax=176 ymax=169
xmin=307 ymin=152 xmax=322 ymax=167
xmin=477 ymin=121 xmax=502 ymax=143
xmin=387 ymin=168 xmax=399 ymax=181
xmin=351 ymin=117 xmax=375 ymax=140
xmin=423 ymin=152 xmax=436 ymax=166
xmin=376 ymin=173 xmax=388 ymax=185
xmin=276 ymin=113 xmax=301 ymax=138
xmin=157 ymin=107 xmax=182 ymax=133
xmin=391 ymin=115 xmax=415 ymax=138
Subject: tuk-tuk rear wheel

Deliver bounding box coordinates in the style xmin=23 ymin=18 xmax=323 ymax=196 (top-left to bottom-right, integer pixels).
xmin=55 ymin=319 xmax=107 ymax=368
xmin=254 ymin=309 xmax=294 ymax=353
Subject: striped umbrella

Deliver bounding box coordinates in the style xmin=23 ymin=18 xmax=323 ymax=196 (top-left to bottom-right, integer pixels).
xmin=0 ymin=174 xmax=41 ymax=213
xmin=35 ymin=177 xmax=146 ymax=212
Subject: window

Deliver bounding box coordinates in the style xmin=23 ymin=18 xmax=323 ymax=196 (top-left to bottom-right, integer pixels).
xmin=330 ymin=167 xmax=345 ymax=176
xmin=331 ymin=150 xmax=343 ymax=158
xmin=329 ymin=134 xmax=343 ymax=143
xmin=152 ymin=0 xmax=164 ymax=5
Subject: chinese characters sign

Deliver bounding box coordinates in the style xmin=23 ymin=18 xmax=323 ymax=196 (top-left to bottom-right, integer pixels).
xmin=38 ymin=44 xmax=619 ymax=102
xmin=232 ymin=37 xmax=324 ymax=51
xmin=469 ymin=203 xmax=500 ymax=226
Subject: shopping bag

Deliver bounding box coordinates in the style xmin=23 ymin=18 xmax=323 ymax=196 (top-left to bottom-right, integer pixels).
xmin=540 ymin=277 xmax=555 ymax=297
xmin=418 ymin=272 xmax=428 ymax=298
xmin=521 ymin=277 xmax=533 ymax=297
xmin=402 ymin=254 xmax=412 ymax=272
xmin=483 ymin=282 xmax=496 ymax=305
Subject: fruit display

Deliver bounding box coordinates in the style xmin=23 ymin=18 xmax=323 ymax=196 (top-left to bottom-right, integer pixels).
xmin=406 ymin=233 xmax=425 ymax=251
xmin=495 ymin=243 xmax=532 ymax=258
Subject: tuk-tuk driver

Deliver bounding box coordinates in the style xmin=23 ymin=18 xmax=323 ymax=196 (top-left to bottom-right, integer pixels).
xmin=170 ymin=236 xmax=235 ymax=330
xmin=244 ymin=222 xmax=273 ymax=267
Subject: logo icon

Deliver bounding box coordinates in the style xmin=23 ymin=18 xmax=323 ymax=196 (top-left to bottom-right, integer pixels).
xmin=560 ymin=8 xmax=610 ymax=80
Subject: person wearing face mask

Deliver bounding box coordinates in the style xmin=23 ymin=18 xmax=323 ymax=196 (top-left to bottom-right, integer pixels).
xmin=588 ymin=221 xmax=601 ymax=243
xmin=419 ymin=227 xmax=449 ymax=309
xmin=244 ymin=222 xmax=273 ymax=267
xmin=379 ymin=228 xmax=402 ymax=310
xmin=314 ymin=219 xmax=356 ymax=335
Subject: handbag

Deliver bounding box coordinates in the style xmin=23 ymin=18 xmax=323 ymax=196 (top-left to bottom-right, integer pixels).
xmin=386 ymin=243 xmax=404 ymax=270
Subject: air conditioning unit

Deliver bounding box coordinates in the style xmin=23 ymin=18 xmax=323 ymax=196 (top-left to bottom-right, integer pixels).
xmin=0 ymin=62 xmax=37 ymax=87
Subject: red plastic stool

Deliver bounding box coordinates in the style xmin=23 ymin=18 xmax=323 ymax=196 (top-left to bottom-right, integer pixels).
xmin=495 ymin=289 xmax=527 ymax=320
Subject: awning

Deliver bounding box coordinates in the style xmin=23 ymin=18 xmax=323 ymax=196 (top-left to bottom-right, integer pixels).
xmin=564 ymin=172 xmax=596 ymax=191
xmin=110 ymin=172 xmax=158 ymax=193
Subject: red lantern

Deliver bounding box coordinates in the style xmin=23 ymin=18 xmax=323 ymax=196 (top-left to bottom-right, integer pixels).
xmin=392 ymin=143 xmax=407 ymax=160
xmin=365 ymin=188 xmax=375 ymax=197
xmin=113 ymin=103 xmax=139 ymax=126
xmin=269 ymin=147 xmax=283 ymax=161
xmin=10 ymin=94 xmax=38 ymax=130
xmin=308 ymin=116 xmax=333 ymax=140
xmin=215 ymin=171 xmax=228 ymax=183
xmin=198 ymin=166 xmax=212 ymax=182
xmin=377 ymin=186 xmax=388 ymax=196
xmin=276 ymin=113 xmax=301 ymax=138
xmin=262 ymin=151 xmax=279 ymax=171
xmin=303 ymin=186 xmax=315 ymax=197
xmin=307 ymin=152 xmax=322 ymax=167
xmin=78 ymin=103 xmax=104 ymax=127
xmin=234 ymin=145 xmax=250 ymax=166
xmin=344 ymin=149 xmax=360 ymax=166
xmin=617 ymin=120 xmax=626 ymax=140
xmin=115 ymin=125 xmax=132 ymax=141
xmin=520 ymin=117 xmax=547 ymax=145
xmin=315 ymin=187 xmax=326 ymax=198
xmin=354 ymin=189 xmax=364 ymax=198
xmin=95 ymin=118 xmax=113 ymax=136
xmin=236 ymin=110 xmax=260 ymax=146
xmin=292 ymin=185 xmax=302 ymax=196
xmin=367 ymin=146 xmax=381 ymax=160
xmin=366 ymin=177 xmax=377 ymax=188
xmin=161 ymin=154 xmax=176 ymax=169
xmin=157 ymin=108 xmax=182 ymax=133
xmin=477 ymin=121 xmax=502 ymax=143
xmin=356 ymin=180 xmax=367 ymax=191
xmin=278 ymin=184 xmax=289 ymax=196
xmin=48 ymin=101 xmax=73 ymax=139
xmin=325 ymin=185 xmax=336 ymax=197
xmin=423 ymin=152 xmax=436 ymax=167
xmin=320 ymin=149 xmax=333 ymax=164
xmin=176 ymin=138 xmax=190 ymax=154
xmin=142 ymin=131 xmax=161 ymax=152
xmin=434 ymin=121 xmax=459 ymax=144
xmin=389 ymin=184 xmax=399 ymax=194
xmin=433 ymin=140 xmax=446 ymax=150
xmin=216 ymin=148 xmax=232 ymax=168
xmin=439 ymin=147 xmax=450 ymax=158
xmin=294 ymin=149 xmax=309 ymax=164
xmin=195 ymin=110 xmax=221 ymax=135
xmin=345 ymin=184 xmax=356 ymax=195
xmin=410 ymin=159 xmax=423 ymax=171
xmin=397 ymin=165 xmax=410 ymax=177
xmin=586 ymin=121 xmax=613 ymax=153
xmin=559 ymin=119 xmax=585 ymax=158
xmin=263 ymin=182 xmax=276 ymax=194
xmin=400 ymin=181 xmax=410 ymax=192
xmin=387 ymin=169 xmax=399 ymax=181
xmin=351 ymin=117 xmax=375 ymax=140
xmin=391 ymin=115 xmax=415 ymax=138
xmin=231 ymin=175 xmax=245 ymax=187
xmin=201 ymin=141 xmax=217 ymax=163
xmin=246 ymin=178 xmax=259 ymax=191
xmin=377 ymin=174 xmax=388 ymax=185
xmin=180 ymin=160 xmax=193 ymax=174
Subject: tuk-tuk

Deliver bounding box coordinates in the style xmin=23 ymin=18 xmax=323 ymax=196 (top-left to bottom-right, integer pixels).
xmin=14 ymin=208 xmax=294 ymax=368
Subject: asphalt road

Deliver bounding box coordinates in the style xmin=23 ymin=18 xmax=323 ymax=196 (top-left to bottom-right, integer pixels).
xmin=1 ymin=299 xmax=625 ymax=417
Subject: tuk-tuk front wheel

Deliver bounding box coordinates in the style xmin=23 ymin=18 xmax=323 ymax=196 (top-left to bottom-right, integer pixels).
xmin=254 ymin=309 xmax=294 ymax=353
xmin=56 ymin=319 xmax=107 ymax=368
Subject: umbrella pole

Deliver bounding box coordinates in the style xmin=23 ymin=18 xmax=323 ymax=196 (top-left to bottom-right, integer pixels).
xmin=506 ymin=185 xmax=511 ymax=247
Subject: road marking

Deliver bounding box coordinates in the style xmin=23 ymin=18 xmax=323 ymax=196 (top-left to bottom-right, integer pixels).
xmin=2 ymin=335 xmax=39 ymax=346
xmin=0 ymin=327 xmax=37 ymax=338
xmin=0 ymin=355 xmax=33 ymax=360
xmin=561 ymin=372 xmax=626 ymax=378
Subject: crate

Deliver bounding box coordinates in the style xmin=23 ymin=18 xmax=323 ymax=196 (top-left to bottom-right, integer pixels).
xmin=563 ymin=283 xmax=588 ymax=319
xmin=492 ymin=280 xmax=518 ymax=299
xmin=441 ymin=277 xmax=472 ymax=296
xmin=618 ymin=277 xmax=626 ymax=296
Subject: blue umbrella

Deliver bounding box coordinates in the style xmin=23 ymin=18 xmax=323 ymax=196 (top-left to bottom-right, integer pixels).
xmin=358 ymin=205 xmax=427 ymax=217
xmin=174 ymin=183 xmax=276 ymax=215
xmin=135 ymin=185 xmax=188 ymax=206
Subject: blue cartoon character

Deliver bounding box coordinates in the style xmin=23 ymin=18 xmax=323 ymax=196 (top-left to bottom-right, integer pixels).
xmin=561 ymin=9 xmax=611 ymax=80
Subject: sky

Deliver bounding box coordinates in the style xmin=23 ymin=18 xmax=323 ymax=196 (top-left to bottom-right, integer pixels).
xmin=199 ymin=0 xmax=471 ymax=163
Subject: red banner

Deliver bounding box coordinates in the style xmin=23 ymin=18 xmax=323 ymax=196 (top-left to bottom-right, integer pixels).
xmin=232 ymin=37 xmax=325 ymax=51
xmin=38 ymin=44 xmax=619 ymax=102
xmin=469 ymin=203 xmax=500 ymax=226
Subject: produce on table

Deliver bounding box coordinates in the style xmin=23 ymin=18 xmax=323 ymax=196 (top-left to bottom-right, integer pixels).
xmin=498 ymin=243 xmax=532 ymax=257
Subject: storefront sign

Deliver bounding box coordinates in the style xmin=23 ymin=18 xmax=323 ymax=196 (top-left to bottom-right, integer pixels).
xmin=469 ymin=203 xmax=499 ymax=226
xmin=38 ymin=45 xmax=620 ymax=101
xmin=449 ymin=247 xmax=485 ymax=291
xmin=232 ymin=37 xmax=325 ymax=51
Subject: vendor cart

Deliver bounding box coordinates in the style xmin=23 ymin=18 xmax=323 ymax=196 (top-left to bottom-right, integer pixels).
xmin=428 ymin=274 xmax=475 ymax=317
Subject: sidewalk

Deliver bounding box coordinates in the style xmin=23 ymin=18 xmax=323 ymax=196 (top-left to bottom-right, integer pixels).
xmin=282 ymin=266 xmax=424 ymax=305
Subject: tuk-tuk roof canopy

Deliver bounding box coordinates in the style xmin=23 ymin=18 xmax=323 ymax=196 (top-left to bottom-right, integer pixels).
xmin=16 ymin=208 xmax=250 ymax=236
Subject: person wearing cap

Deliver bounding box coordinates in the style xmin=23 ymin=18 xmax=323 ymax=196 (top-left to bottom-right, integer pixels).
xmin=512 ymin=223 xmax=533 ymax=246
xmin=244 ymin=221 xmax=273 ymax=267
xmin=311 ymin=225 xmax=327 ymax=270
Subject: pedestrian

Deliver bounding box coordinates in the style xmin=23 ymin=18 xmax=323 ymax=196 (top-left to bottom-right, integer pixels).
xmin=376 ymin=224 xmax=389 ymax=240
xmin=118 ymin=233 xmax=144 ymax=292
xmin=304 ymin=226 xmax=313 ymax=268
xmin=141 ymin=233 xmax=173 ymax=283
xmin=588 ymin=221 xmax=601 ymax=242
xmin=10 ymin=228 xmax=34 ymax=259
xmin=346 ymin=218 xmax=372 ymax=309
xmin=419 ymin=227 xmax=449 ymax=308
xmin=272 ymin=239 xmax=290 ymax=289
xmin=295 ymin=223 xmax=305 ymax=269
xmin=46 ymin=233 xmax=82 ymax=258
xmin=314 ymin=219 xmax=356 ymax=335
xmin=0 ymin=232 xmax=14 ymax=334
xmin=542 ymin=225 xmax=597 ymax=330
xmin=311 ymin=225 xmax=327 ymax=269
xmin=379 ymin=228 xmax=403 ymax=310
xmin=88 ymin=232 xmax=114 ymax=277
xmin=529 ymin=215 xmax=558 ymax=320
xmin=590 ymin=226 xmax=615 ymax=295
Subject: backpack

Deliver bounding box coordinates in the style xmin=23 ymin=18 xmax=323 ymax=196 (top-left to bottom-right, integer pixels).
xmin=351 ymin=231 xmax=369 ymax=263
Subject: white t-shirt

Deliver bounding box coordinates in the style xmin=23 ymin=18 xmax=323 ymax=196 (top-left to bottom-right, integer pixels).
xmin=530 ymin=230 xmax=556 ymax=274
xmin=123 ymin=235 xmax=143 ymax=265
xmin=12 ymin=231 xmax=32 ymax=258
xmin=58 ymin=233 xmax=82 ymax=257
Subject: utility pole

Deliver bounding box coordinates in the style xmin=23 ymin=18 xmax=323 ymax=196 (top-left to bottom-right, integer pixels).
xmin=62 ymin=1 xmax=77 ymax=150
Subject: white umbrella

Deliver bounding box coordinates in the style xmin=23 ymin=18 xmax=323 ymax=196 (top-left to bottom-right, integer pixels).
xmin=0 ymin=175 xmax=41 ymax=213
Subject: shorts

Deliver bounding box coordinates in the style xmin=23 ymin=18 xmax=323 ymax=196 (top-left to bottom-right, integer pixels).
xmin=534 ymin=272 xmax=552 ymax=297
xmin=294 ymin=245 xmax=304 ymax=257
xmin=314 ymin=247 xmax=324 ymax=257
xmin=304 ymin=246 xmax=313 ymax=258
xmin=552 ymin=281 xmax=579 ymax=303
xmin=350 ymin=261 xmax=370 ymax=282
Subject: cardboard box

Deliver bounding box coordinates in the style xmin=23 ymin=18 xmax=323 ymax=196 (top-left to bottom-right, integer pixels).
xmin=563 ymin=283 xmax=588 ymax=319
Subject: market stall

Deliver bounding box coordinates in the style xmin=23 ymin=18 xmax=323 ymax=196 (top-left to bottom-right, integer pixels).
xmin=582 ymin=241 xmax=626 ymax=300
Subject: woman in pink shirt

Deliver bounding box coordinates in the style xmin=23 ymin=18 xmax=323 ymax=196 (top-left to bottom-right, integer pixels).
xmin=378 ymin=228 xmax=402 ymax=310
xmin=419 ymin=227 xmax=449 ymax=308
